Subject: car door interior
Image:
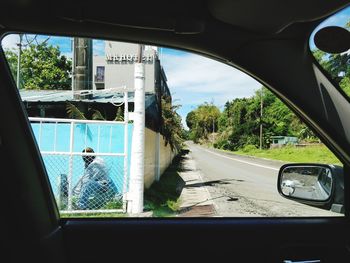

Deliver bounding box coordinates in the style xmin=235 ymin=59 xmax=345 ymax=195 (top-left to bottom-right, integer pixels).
xmin=1 ymin=1 xmax=350 ymax=263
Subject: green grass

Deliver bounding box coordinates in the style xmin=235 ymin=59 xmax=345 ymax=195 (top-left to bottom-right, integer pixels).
xmin=60 ymin=199 xmax=125 ymax=218
xmin=233 ymin=144 xmax=342 ymax=165
xmin=61 ymin=212 xmax=127 ymax=218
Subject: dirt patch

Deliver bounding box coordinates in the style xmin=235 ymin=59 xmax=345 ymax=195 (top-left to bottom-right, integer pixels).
xmin=179 ymin=204 xmax=216 ymax=217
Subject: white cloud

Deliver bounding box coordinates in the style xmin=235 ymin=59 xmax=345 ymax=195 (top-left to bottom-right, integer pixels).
xmin=1 ymin=34 xmax=20 ymax=51
xmin=161 ymin=51 xmax=261 ymax=108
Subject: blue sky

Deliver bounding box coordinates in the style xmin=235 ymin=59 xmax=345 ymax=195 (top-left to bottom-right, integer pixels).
xmin=1 ymin=34 xmax=105 ymax=57
xmin=2 ymin=6 xmax=349 ymax=128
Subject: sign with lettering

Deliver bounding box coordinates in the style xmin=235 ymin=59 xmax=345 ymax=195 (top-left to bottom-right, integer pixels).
xmin=106 ymin=54 xmax=154 ymax=63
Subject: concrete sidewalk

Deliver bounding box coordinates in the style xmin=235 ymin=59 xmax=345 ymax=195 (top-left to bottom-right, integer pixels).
xmin=177 ymin=151 xmax=217 ymax=217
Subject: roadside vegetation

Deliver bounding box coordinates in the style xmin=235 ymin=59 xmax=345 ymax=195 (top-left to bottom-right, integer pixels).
xmin=161 ymin=96 xmax=185 ymax=152
xmin=144 ymin=150 xmax=186 ymax=217
xmin=186 ymin=88 xmax=318 ymax=149
xmin=186 ymin=89 xmax=342 ymax=164
xmin=234 ymin=144 xmax=341 ymax=165
xmin=61 ymin=211 xmax=126 ymax=218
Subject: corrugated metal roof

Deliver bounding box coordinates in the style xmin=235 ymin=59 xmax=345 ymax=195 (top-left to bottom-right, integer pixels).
xmin=20 ymin=89 xmax=161 ymax=131
xmin=20 ymin=89 xmax=156 ymax=104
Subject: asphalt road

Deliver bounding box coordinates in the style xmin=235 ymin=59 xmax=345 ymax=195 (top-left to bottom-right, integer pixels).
xmin=186 ymin=142 xmax=340 ymax=217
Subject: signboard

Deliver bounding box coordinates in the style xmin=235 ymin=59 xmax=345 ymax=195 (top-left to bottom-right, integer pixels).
xmin=106 ymin=54 xmax=154 ymax=63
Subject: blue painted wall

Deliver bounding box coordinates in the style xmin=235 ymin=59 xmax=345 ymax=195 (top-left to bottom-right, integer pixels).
xmin=31 ymin=122 xmax=133 ymax=196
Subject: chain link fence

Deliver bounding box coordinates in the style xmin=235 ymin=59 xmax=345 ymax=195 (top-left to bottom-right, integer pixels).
xmin=29 ymin=117 xmax=131 ymax=214
xmin=43 ymin=153 xmax=126 ymax=212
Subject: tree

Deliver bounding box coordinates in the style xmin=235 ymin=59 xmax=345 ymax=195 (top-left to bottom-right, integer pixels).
xmin=185 ymin=111 xmax=196 ymax=130
xmin=4 ymin=42 xmax=72 ymax=90
xmin=161 ymin=96 xmax=184 ymax=151
xmin=209 ymin=85 xmax=320 ymax=151
xmin=66 ymin=102 xmax=87 ymax=120
xmin=185 ymin=102 xmax=221 ymax=142
xmin=4 ymin=49 xmax=18 ymax=81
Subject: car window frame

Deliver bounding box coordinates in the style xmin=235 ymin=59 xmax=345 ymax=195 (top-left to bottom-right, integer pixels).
xmin=1 ymin=27 xmax=349 ymax=219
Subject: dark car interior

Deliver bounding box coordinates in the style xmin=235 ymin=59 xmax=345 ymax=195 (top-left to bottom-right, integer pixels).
xmin=1 ymin=1 xmax=350 ymax=262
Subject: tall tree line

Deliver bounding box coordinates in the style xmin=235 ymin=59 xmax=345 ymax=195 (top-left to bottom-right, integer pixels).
xmin=186 ymin=88 xmax=316 ymax=151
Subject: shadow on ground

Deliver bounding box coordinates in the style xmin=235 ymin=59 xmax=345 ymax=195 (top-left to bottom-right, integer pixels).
xmin=143 ymin=149 xmax=187 ymax=216
xmin=185 ymin=178 xmax=244 ymax=188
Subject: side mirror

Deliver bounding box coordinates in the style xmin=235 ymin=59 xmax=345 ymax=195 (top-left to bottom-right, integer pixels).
xmin=277 ymin=164 xmax=344 ymax=213
xmin=314 ymin=26 xmax=350 ymax=54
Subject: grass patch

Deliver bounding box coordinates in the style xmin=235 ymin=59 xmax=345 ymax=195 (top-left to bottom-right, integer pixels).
xmin=60 ymin=212 xmax=127 ymax=218
xmin=233 ymin=144 xmax=342 ymax=165
xmin=144 ymin=151 xmax=186 ymax=217
xmin=60 ymin=199 xmax=124 ymax=218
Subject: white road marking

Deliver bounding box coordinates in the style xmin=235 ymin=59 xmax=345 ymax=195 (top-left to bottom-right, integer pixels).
xmin=203 ymin=149 xmax=280 ymax=171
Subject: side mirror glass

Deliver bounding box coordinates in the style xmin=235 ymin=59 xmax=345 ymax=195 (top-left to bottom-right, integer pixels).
xmin=278 ymin=164 xmax=333 ymax=201
xmin=314 ymin=26 xmax=350 ymax=54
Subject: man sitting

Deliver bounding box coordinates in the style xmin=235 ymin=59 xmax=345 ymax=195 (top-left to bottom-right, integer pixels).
xmin=72 ymin=147 xmax=118 ymax=210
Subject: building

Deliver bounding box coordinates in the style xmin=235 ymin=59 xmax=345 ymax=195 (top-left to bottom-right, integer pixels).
xmin=270 ymin=136 xmax=298 ymax=148
xmin=93 ymin=42 xmax=169 ymax=97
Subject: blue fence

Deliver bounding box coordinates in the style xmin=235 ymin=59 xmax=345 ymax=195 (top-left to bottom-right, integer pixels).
xmin=30 ymin=121 xmax=133 ymax=207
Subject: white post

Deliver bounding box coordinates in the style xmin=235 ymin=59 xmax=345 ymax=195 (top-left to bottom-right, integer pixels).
xmin=71 ymin=37 xmax=75 ymax=92
xmin=122 ymin=90 xmax=129 ymax=212
xmin=155 ymin=132 xmax=161 ymax=181
xmin=67 ymin=122 xmax=75 ymax=210
xmin=260 ymin=87 xmax=264 ymax=150
xmin=128 ymin=59 xmax=145 ymax=214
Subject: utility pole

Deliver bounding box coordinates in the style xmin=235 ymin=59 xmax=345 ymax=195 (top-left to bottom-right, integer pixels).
xmin=16 ymin=34 xmax=23 ymax=88
xmin=128 ymin=44 xmax=145 ymax=214
xmin=259 ymin=87 xmax=264 ymax=150
xmin=71 ymin=38 xmax=75 ymax=92
xmin=212 ymin=118 xmax=215 ymax=145
xmin=72 ymin=38 xmax=93 ymax=100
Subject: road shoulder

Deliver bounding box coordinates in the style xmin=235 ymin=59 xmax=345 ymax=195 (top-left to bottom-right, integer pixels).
xmin=203 ymin=145 xmax=287 ymax=169
xmin=177 ymin=149 xmax=217 ymax=217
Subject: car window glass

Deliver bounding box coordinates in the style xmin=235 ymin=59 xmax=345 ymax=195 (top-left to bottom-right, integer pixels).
xmin=1 ymin=33 xmax=344 ymax=218
xmin=310 ymin=5 xmax=350 ymax=98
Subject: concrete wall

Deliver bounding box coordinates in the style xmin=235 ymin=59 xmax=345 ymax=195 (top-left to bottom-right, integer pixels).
xmin=144 ymin=128 xmax=176 ymax=189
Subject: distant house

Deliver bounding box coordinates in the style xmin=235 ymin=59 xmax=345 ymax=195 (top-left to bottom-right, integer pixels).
xmin=270 ymin=136 xmax=298 ymax=148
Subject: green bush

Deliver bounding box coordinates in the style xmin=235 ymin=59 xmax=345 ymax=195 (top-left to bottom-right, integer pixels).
xmin=242 ymin=144 xmax=257 ymax=153
xmin=102 ymin=199 xmax=123 ymax=209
